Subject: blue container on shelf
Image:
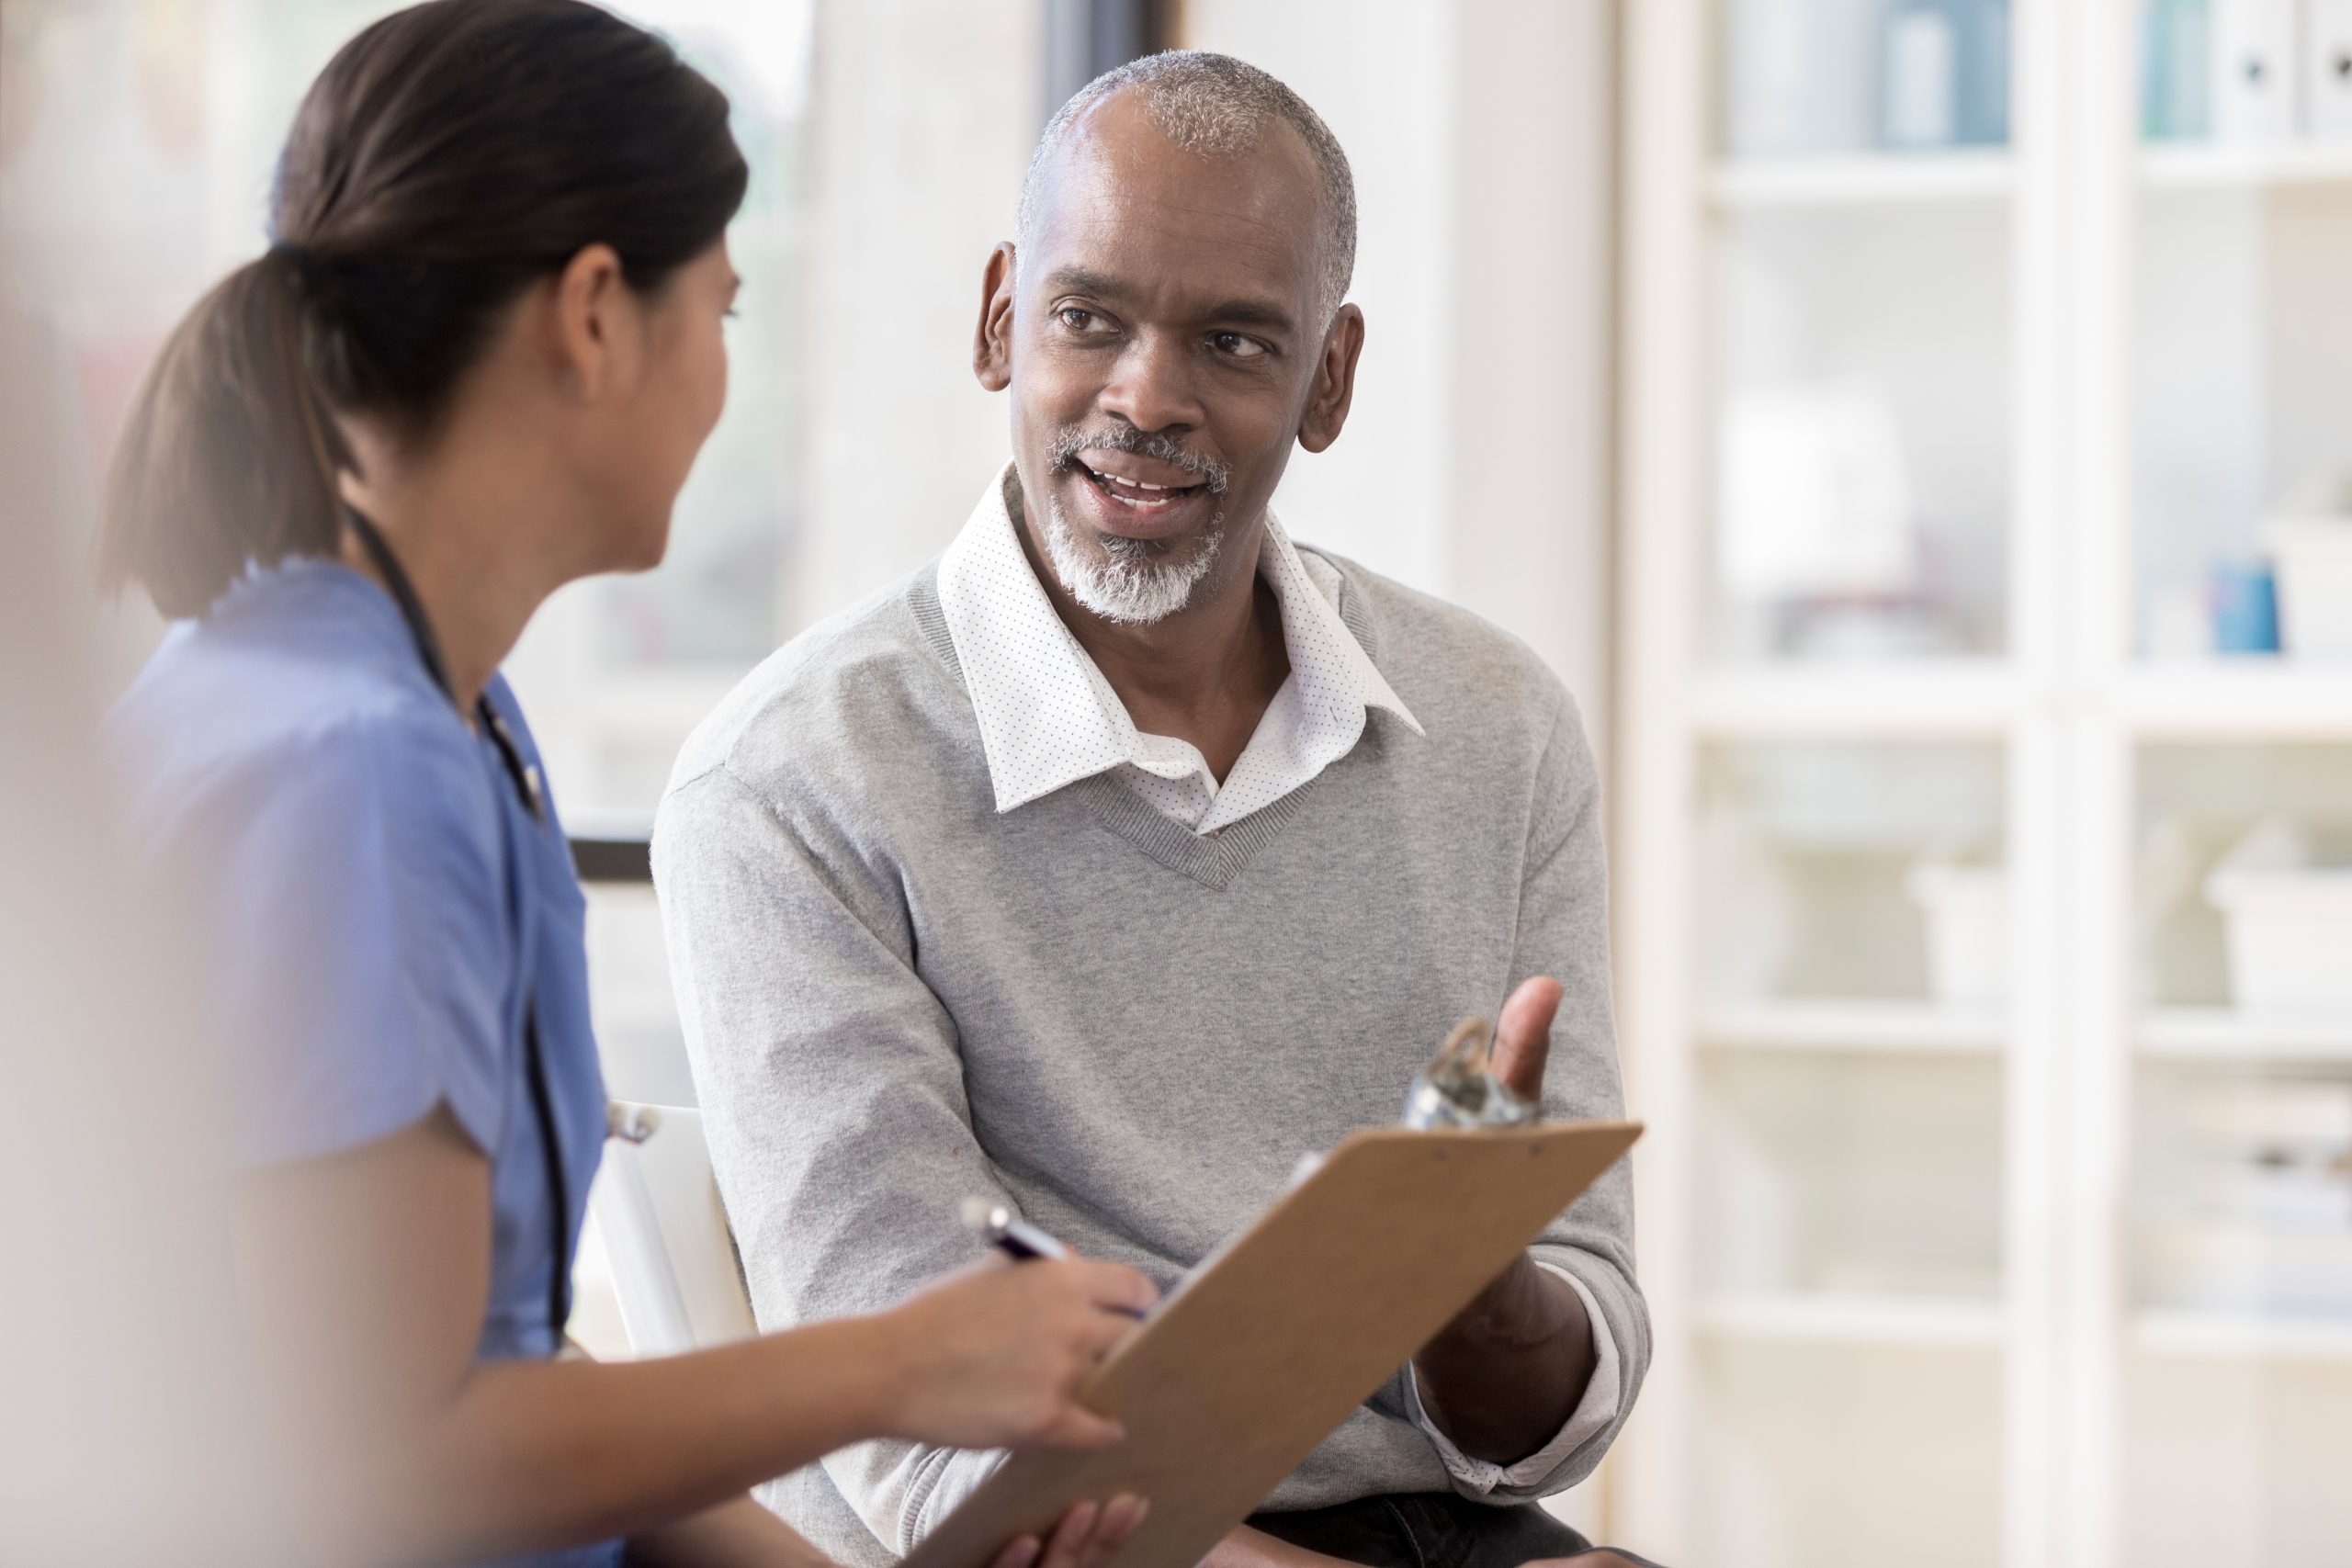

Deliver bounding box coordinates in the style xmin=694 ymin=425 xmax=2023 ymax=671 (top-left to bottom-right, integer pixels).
xmin=1878 ymin=0 xmax=2012 ymax=149
xmin=2210 ymin=557 xmax=2281 ymax=654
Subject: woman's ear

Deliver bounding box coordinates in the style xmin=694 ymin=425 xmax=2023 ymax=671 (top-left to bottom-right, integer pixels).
xmin=973 ymin=242 xmax=1018 ymax=392
xmin=1296 ymin=303 xmax=1365 ymax=454
xmin=550 ymin=243 xmax=631 ymax=400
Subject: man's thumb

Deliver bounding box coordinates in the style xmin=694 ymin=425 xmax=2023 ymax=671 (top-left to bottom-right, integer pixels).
xmin=1491 ymin=976 xmax=1563 ymax=1100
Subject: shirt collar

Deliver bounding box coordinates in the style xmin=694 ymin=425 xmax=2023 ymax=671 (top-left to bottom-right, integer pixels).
xmin=936 ymin=461 xmax=1420 ymax=815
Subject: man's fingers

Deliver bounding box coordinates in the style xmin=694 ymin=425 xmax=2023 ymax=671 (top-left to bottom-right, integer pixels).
xmin=1490 ymin=976 xmax=1564 ymax=1100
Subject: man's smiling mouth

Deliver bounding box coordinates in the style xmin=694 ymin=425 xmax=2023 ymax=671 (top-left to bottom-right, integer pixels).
xmin=1078 ymin=456 xmax=1207 ymax=510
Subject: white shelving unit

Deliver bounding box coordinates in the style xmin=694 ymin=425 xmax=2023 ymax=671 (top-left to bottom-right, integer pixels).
xmin=1690 ymin=662 xmax=2019 ymax=738
xmin=2142 ymin=141 xmax=2352 ymax=191
xmin=2139 ymin=1008 xmax=2352 ymax=1066
xmin=2132 ymin=1308 xmax=2352 ymax=1362
xmin=1705 ymin=149 xmax=2014 ymax=209
xmin=1698 ymin=998 xmax=2007 ymax=1055
xmin=1697 ymin=1291 xmax=2007 ymax=1349
xmin=1616 ymin=6 xmax=2352 ymax=1567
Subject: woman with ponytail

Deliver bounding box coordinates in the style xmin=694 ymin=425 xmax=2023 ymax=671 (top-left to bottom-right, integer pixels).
xmin=101 ymin=5 xmax=1152 ymax=1565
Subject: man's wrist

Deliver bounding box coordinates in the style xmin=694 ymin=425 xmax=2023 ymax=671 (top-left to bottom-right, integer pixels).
xmin=1410 ymin=1254 xmax=1593 ymax=1462
xmin=1447 ymin=1251 xmax=1547 ymax=1342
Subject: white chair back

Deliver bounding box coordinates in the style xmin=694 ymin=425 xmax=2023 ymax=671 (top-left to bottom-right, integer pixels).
xmin=590 ymin=1100 xmax=758 ymax=1357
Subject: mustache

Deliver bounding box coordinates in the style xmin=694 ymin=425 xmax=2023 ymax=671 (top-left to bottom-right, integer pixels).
xmin=1046 ymin=425 xmax=1231 ymax=494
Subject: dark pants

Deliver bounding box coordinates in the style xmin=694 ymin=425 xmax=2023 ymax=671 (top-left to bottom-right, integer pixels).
xmin=1247 ymin=1493 xmax=1664 ymax=1568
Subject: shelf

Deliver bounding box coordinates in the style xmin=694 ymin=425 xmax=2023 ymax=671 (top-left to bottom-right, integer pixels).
xmin=1700 ymin=999 xmax=2007 ymax=1055
xmin=2132 ymin=1308 xmax=2352 ymax=1360
xmin=2140 ymin=1009 xmax=2352 ymax=1066
xmin=1706 ymin=152 xmax=2013 ymax=210
xmin=1696 ymin=1292 xmax=2005 ymax=1348
xmin=1690 ymin=662 xmax=2018 ymax=739
xmin=2142 ymin=141 xmax=2352 ymax=192
xmin=2121 ymin=665 xmax=2352 ymax=739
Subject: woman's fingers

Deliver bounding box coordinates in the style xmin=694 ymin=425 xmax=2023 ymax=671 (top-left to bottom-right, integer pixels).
xmin=1045 ymin=1402 xmax=1127 ymax=1450
xmin=1040 ymin=1500 xmax=1098 ymax=1568
xmin=1078 ymin=1303 xmax=1141 ymax=1357
xmin=1072 ymin=1495 xmax=1148 ymax=1568
xmin=1073 ymin=1259 xmax=1159 ymax=1317
xmin=1034 ymin=1495 xmax=1148 ymax=1568
xmin=987 ymin=1537 xmax=1043 ymax=1568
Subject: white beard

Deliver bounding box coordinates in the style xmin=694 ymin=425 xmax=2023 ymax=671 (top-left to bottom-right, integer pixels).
xmin=1041 ymin=491 xmax=1224 ymax=626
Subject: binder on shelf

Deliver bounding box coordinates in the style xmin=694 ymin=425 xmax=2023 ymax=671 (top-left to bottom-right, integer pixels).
xmin=2143 ymin=0 xmax=2214 ymax=140
xmin=1722 ymin=0 xmax=1878 ymax=157
xmin=2304 ymin=0 xmax=2352 ymax=138
xmin=1882 ymin=4 xmax=1961 ymax=149
xmin=2212 ymin=0 xmax=2299 ymax=141
xmin=1875 ymin=2 xmax=2013 ymax=152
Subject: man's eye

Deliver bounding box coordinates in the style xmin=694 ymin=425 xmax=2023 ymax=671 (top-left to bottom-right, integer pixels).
xmin=1212 ymin=332 xmax=1267 ymax=359
xmin=1058 ymin=307 xmax=1109 ymax=333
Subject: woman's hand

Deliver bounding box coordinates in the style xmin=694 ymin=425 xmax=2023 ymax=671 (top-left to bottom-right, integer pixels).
xmin=873 ymin=1255 xmax=1158 ymax=1449
xmin=988 ymin=1495 xmax=1150 ymax=1568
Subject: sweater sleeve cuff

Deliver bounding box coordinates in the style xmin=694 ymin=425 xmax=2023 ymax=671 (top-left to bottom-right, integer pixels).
xmin=1403 ymin=1262 xmax=1620 ymax=1498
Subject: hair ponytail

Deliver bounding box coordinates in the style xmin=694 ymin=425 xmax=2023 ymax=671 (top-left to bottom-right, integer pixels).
xmin=99 ymin=249 xmax=346 ymax=617
xmin=96 ymin=0 xmax=748 ymax=618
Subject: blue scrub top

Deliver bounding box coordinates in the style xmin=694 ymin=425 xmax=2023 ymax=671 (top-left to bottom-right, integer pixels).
xmin=108 ymin=558 xmax=619 ymax=1568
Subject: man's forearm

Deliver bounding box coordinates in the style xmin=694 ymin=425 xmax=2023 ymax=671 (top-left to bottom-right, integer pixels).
xmin=1409 ymin=1253 xmax=1595 ymax=1464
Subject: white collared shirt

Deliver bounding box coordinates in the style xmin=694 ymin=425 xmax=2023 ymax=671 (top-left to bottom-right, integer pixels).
xmin=937 ymin=465 xmax=1421 ymax=834
xmin=935 ymin=461 xmax=1620 ymax=1494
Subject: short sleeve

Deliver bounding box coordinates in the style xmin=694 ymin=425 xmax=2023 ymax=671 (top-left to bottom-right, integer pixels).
xmin=191 ymin=715 xmax=515 ymax=1168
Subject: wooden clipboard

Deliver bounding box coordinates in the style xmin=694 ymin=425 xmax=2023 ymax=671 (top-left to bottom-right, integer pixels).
xmin=900 ymin=1120 xmax=1643 ymax=1568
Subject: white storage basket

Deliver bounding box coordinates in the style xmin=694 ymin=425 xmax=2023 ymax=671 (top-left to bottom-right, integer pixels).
xmin=1905 ymin=860 xmax=2008 ymax=1007
xmin=2263 ymin=468 xmax=2352 ymax=660
xmin=2205 ymin=820 xmax=2352 ymax=1013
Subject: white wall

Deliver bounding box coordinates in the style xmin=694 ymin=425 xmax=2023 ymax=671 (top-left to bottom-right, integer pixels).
xmin=785 ymin=0 xmax=1045 ymax=633
xmin=1178 ymin=0 xmax=1462 ymax=593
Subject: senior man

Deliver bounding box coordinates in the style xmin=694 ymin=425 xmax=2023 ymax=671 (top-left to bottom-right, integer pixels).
xmin=657 ymin=51 xmax=1649 ymax=1568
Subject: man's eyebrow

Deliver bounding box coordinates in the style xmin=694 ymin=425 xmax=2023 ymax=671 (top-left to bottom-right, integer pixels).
xmin=1042 ymin=266 xmax=1130 ymax=299
xmin=1204 ymin=299 xmax=1295 ymax=333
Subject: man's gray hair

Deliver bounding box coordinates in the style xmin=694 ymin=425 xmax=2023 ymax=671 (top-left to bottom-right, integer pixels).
xmin=1015 ymin=51 xmax=1357 ymax=327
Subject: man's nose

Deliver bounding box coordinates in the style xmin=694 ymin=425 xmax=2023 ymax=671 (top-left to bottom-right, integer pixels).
xmin=1096 ymin=329 xmax=1204 ymax=435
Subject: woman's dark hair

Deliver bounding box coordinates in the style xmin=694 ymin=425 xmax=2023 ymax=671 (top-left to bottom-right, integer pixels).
xmin=99 ymin=0 xmax=748 ymax=615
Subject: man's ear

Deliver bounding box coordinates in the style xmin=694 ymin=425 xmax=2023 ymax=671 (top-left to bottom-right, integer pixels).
xmin=551 ymin=243 xmax=630 ymax=401
xmin=1296 ymin=303 xmax=1365 ymax=453
xmin=974 ymin=242 xmax=1018 ymax=391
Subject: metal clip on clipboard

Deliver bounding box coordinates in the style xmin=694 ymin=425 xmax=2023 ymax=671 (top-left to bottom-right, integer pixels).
xmin=1400 ymin=1016 xmax=1539 ymax=1130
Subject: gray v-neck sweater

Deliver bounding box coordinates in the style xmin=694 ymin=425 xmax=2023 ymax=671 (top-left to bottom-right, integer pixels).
xmin=653 ymin=552 xmax=1644 ymax=1567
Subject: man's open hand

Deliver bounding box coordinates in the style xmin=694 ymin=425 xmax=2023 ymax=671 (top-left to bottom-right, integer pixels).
xmin=1408 ymin=974 xmax=1596 ymax=1461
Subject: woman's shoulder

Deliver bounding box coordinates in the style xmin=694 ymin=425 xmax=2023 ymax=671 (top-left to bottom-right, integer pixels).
xmin=110 ymin=559 xmax=493 ymax=849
